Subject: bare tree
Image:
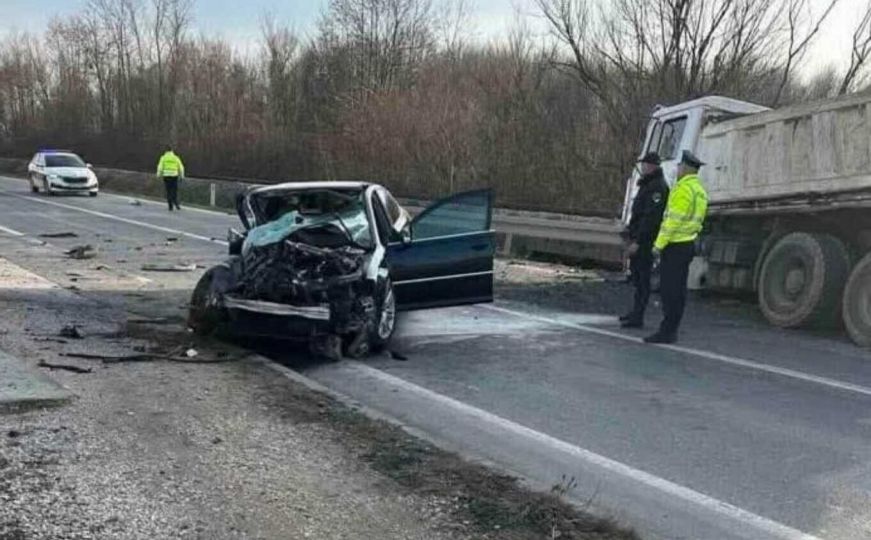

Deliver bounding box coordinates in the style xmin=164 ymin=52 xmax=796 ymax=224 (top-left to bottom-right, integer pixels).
xmin=772 ymin=0 xmax=839 ymax=106
xmin=839 ymin=1 xmax=871 ymax=95
xmin=318 ymin=0 xmax=436 ymax=96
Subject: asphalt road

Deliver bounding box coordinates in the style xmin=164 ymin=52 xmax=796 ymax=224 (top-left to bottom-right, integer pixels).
xmin=0 ymin=175 xmax=869 ymax=540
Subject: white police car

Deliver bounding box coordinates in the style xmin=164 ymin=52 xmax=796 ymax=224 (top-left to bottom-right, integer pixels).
xmin=27 ymin=150 xmax=99 ymax=196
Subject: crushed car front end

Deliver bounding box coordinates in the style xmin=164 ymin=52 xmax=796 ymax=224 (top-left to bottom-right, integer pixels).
xmin=189 ymin=183 xmax=388 ymax=357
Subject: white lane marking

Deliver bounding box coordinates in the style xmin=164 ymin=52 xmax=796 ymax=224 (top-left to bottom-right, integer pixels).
xmin=486 ymin=305 xmax=871 ymax=399
xmin=4 ymin=192 xmax=228 ymax=246
xmin=348 ymin=361 xmax=822 ymax=540
xmin=0 ymin=174 xmax=235 ymax=218
xmin=101 ymin=189 xmax=235 ymax=217
xmin=0 ymin=223 xmax=24 ymax=236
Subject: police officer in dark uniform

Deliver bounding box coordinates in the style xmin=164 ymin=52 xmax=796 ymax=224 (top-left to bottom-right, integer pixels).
xmin=620 ymin=152 xmax=669 ymax=328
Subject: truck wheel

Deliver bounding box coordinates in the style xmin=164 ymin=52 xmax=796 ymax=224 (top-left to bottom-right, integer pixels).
xmin=188 ymin=266 xmax=231 ymax=336
xmin=843 ymin=253 xmax=871 ymax=347
xmin=758 ymin=232 xmax=849 ymax=329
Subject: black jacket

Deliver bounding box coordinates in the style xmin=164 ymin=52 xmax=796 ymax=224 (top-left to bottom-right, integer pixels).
xmin=627 ymin=168 xmax=669 ymax=249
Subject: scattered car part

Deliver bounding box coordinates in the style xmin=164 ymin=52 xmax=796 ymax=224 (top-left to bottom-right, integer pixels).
xmin=37 ymin=360 xmax=92 ymax=374
xmin=59 ymin=325 xmax=83 ymax=339
xmin=39 ymin=232 xmax=78 ymax=238
xmin=141 ymin=263 xmax=197 ymax=272
xmin=65 ymin=245 xmax=96 ymax=260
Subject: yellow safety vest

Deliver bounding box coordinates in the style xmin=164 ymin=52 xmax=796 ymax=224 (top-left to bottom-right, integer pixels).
xmin=654 ymin=173 xmax=708 ymax=251
xmin=156 ymin=151 xmax=185 ymax=178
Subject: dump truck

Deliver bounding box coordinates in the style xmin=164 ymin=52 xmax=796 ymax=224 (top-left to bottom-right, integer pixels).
xmin=624 ymin=94 xmax=871 ymax=347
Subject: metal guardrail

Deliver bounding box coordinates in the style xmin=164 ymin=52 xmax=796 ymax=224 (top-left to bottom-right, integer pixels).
xmin=402 ymin=202 xmax=623 ymax=250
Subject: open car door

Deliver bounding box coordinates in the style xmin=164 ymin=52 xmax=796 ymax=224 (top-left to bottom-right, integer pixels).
xmin=387 ymin=189 xmax=495 ymax=310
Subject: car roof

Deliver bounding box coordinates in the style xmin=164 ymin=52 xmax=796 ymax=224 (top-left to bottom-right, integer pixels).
xmin=248 ymin=181 xmax=376 ymax=195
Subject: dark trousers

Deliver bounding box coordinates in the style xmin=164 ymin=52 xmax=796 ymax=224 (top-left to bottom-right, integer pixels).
xmin=657 ymin=241 xmax=695 ymax=337
xmin=163 ymin=177 xmax=179 ymax=210
xmin=627 ymin=248 xmax=653 ymax=322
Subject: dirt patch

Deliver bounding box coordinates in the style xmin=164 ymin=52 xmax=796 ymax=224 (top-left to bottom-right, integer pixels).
xmin=255 ymin=367 xmax=638 ymax=540
xmin=334 ymin=408 xmax=637 ymax=540
xmin=495 ymin=259 xmax=605 ymax=286
xmin=497 ymin=278 xmax=632 ymax=316
xmin=120 ymin=307 xmax=638 ymax=538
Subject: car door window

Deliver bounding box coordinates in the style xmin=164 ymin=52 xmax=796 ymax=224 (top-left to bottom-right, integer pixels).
xmin=413 ymin=189 xmax=492 ymax=241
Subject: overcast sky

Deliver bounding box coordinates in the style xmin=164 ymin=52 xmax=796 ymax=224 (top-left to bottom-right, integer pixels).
xmin=0 ymin=0 xmax=864 ymax=77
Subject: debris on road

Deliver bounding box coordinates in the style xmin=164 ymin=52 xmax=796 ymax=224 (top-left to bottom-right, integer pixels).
xmin=37 ymin=360 xmax=92 ymax=374
xmin=141 ymin=263 xmax=197 ymax=272
xmin=60 ymin=349 xmax=239 ymax=365
xmin=166 ymin=237 xmax=178 ymax=243
xmin=129 ymin=199 xmax=142 ymax=206
xmin=59 ymin=325 xmax=83 ymax=339
xmin=127 ymin=317 xmax=172 ymax=325
xmin=33 ymin=337 xmax=68 ymax=344
xmin=39 ymin=232 xmax=78 ymax=238
xmin=389 ymin=350 xmax=409 ymax=361
xmin=65 ymin=245 xmax=97 ymax=260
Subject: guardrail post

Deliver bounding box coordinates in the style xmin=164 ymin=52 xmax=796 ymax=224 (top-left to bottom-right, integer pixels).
xmin=209 ymin=183 xmax=216 ymax=207
xmin=502 ymin=233 xmax=513 ymax=255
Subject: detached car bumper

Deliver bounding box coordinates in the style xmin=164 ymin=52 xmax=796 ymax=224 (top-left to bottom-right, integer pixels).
xmin=222 ymin=295 xmax=332 ymax=338
xmin=223 ymin=296 xmax=330 ymax=320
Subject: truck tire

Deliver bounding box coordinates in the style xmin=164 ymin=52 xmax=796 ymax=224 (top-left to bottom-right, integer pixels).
xmin=758 ymin=232 xmax=849 ymax=329
xmin=843 ymin=253 xmax=871 ymax=347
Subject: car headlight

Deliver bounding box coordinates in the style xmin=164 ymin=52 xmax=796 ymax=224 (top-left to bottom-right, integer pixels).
xmin=47 ymin=174 xmax=60 ymax=181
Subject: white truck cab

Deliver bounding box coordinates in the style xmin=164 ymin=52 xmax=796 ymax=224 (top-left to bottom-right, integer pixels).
xmin=623 ymin=97 xmax=770 ymax=224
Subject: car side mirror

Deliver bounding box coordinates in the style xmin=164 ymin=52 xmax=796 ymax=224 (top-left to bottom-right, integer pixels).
xmin=86 ymin=163 xmax=93 ymax=169
xmin=228 ymin=228 xmax=245 ymax=256
xmin=400 ymin=225 xmax=412 ymax=245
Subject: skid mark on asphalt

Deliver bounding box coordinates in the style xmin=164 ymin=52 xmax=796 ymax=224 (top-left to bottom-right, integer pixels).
xmin=485 ymin=305 xmax=871 ymax=399
xmin=343 ymin=361 xmax=823 ymax=540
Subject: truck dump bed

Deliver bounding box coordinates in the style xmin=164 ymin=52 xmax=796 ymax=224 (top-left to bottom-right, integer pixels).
xmin=699 ymin=93 xmax=871 ymax=211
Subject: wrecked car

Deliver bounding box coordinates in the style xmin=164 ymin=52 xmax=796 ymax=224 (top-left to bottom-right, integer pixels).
xmin=188 ymin=182 xmax=495 ymax=358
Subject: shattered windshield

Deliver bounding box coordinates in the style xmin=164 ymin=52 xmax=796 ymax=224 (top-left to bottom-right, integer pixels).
xmin=243 ymin=188 xmax=372 ymax=253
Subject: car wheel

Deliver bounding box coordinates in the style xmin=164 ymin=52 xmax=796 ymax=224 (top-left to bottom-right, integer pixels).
xmin=369 ymin=278 xmax=396 ymax=351
xmin=188 ymin=266 xmax=231 ymax=336
xmin=30 ymin=176 xmax=38 ymax=193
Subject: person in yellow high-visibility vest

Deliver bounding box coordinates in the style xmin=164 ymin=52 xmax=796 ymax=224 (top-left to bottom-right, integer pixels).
xmin=156 ymin=145 xmax=185 ymax=211
xmin=645 ymin=150 xmax=708 ymax=344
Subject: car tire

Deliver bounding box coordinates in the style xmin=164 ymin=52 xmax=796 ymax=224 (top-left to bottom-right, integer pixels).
xmin=758 ymin=232 xmax=849 ymax=329
xmin=30 ymin=177 xmax=38 ymax=193
xmin=188 ymin=265 xmax=232 ymax=336
xmin=369 ymin=278 xmax=397 ymax=352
